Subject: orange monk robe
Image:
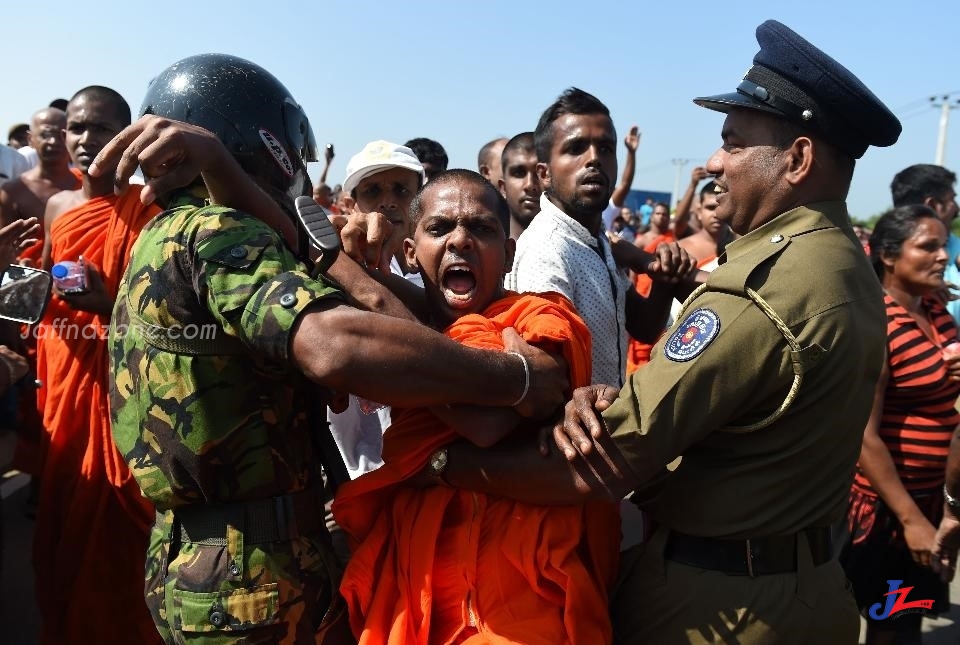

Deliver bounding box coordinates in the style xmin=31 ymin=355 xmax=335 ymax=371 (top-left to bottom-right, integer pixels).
xmin=334 ymin=292 xmax=620 ymax=645
xmin=33 ymin=191 xmax=161 ymax=645
xmin=626 ymin=244 xmax=716 ymax=374
xmin=11 ymin=167 xmax=84 ymax=474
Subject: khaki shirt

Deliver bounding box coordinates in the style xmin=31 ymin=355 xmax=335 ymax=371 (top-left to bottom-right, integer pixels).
xmin=604 ymin=202 xmax=885 ymax=537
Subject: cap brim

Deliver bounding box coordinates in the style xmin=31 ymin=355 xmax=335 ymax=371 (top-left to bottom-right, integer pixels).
xmin=342 ymin=162 xmax=423 ymax=196
xmin=693 ymin=91 xmax=785 ymax=117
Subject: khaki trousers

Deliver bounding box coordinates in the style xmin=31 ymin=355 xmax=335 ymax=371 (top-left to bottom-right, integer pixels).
xmin=611 ymin=528 xmax=860 ymax=644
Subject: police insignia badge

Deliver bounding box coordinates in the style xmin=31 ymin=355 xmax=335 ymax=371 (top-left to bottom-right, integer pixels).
xmin=664 ymin=308 xmax=721 ymax=362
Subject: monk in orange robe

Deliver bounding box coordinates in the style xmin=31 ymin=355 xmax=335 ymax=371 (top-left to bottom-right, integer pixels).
xmin=32 ymin=86 xmax=162 ymax=644
xmin=334 ymin=171 xmax=620 ymax=645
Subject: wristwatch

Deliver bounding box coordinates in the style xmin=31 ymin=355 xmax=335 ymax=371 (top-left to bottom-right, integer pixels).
xmin=945 ymin=485 xmax=960 ymax=512
xmin=427 ymin=448 xmax=449 ymax=484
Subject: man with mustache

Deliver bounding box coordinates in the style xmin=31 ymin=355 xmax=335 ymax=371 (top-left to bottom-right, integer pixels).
xmin=505 ymin=88 xmax=689 ymax=387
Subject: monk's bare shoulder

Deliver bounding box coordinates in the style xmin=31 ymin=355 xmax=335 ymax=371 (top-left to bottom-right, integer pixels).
xmin=45 ymin=188 xmax=86 ymax=227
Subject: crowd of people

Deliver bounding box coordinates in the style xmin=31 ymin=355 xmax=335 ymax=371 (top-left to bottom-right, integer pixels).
xmin=0 ymin=17 xmax=959 ymax=645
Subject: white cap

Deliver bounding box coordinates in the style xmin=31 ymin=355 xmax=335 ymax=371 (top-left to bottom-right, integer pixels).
xmin=342 ymin=140 xmax=425 ymax=196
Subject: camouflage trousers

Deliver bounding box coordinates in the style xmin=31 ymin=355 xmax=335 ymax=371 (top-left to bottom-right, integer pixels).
xmin=145 ymin=509 xmax=355 ymax=644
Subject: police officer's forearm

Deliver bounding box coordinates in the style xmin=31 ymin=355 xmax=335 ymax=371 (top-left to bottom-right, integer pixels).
xmin=292 ymin=302 xmax=565 ymax=413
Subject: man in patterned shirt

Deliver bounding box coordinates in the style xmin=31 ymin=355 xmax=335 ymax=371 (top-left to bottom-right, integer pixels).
xmin=506 ymin=87 xmax=695 ymax=387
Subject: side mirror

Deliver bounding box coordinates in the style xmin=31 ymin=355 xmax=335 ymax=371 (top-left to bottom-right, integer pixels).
xmin=0 ymin=264 xmax=53 ymax=324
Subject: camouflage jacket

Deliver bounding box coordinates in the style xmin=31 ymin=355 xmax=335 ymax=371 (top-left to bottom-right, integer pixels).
xmin=109 ymin=198 xmax=343 ymax=511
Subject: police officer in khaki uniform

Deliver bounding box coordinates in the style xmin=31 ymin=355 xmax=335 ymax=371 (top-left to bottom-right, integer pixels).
xmin=435 ymin=20 xmax=902 ymax=644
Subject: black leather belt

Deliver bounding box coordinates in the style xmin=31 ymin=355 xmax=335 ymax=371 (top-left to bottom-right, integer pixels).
xmin=174 ymin=487 xmax=325 ymax=546
xmin=664 ymin=527 xmax=833 ymax=577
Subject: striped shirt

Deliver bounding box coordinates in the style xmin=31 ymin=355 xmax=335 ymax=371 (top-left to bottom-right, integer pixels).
xmin=854 ymin=293 xmax=960 ymax=492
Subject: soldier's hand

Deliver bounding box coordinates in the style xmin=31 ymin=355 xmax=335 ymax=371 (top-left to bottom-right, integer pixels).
xmin=90 ymin=115 xmax=224 ymax=205
xmin=553 ymin=384 xmax=620 ymax=460
xmin=501 ymin=327 xmax=569 ymax=419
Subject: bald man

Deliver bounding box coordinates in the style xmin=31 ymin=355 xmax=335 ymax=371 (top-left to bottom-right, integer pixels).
xmin=0 ymin=108 xmax=80 ymax=262
xmin=478 ymin=136 xmax=508 ymax=188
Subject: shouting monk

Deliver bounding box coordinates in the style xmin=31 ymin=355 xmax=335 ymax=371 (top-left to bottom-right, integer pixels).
xmin=334 ymin=170 xmax=620 ymax=644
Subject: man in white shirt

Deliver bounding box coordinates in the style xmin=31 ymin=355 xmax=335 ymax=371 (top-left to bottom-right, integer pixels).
xmin=328 ymin=139 xmax=426 ymax=481
xmin=506 ymin=88 xmax=691 ymax=387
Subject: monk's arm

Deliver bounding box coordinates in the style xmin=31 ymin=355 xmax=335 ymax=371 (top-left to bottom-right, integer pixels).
xmin=429 ymin=405 xmax=522 ymax=448
xmin=442 ymin=431 xmax=639 ymax=505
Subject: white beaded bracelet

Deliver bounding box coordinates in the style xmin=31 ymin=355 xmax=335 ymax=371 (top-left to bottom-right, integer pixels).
xmin=506 ymin=351 xmax=530 ymax=408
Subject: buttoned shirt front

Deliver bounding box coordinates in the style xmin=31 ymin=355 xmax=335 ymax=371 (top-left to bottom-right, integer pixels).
xmin=505 ymin=193 xmax=629 ymax=386
xmin=605 ymin=202 xmax=886 ymax=537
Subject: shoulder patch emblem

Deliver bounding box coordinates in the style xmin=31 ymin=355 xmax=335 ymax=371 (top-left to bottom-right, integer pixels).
xmin=664 ymin=308 xmax=721 ymax=362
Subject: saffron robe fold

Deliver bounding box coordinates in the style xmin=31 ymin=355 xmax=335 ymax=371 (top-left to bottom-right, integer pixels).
xmin=334 ymin=292 xmax=620 ymax=645
xmin=11 ymin=167 xmax=83 ymax=474
xmin=33 ymin=191 xmax=161 ymax=644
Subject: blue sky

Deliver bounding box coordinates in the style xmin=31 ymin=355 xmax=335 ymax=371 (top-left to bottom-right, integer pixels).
xmin=4 ymin=1 xmax=958 ymax=219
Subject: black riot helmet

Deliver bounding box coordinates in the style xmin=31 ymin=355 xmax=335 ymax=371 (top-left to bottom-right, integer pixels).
xmin=140 ymin=53 xmax=318 ymax=248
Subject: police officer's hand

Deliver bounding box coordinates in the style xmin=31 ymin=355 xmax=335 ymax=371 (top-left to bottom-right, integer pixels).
xmin=646 ymin=241 xmax=700 ymax=284
xmin=337 ymin=207 xmax=400 ymax=275
xmin=902 ymin=513 xmax=939 ymax=570
xmin=931 ymin=508 xmax=960 ymax=582
xmin=501 ymin=327 xmax=569 ymax=419
xmin=552 ymin=384 xmax=620 ymax=460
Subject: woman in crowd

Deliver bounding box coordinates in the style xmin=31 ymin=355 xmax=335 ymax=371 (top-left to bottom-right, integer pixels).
xmin=842 ymin=204 xmax=960 ymax=644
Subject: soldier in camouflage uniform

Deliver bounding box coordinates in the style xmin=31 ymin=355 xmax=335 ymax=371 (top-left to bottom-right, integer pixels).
xmin=104 ymin=54 xmax=568 ymax=644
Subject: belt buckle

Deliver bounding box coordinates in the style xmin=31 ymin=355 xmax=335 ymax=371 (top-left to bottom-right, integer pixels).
xmin=745 ymin=538 xmax=756 ymax=578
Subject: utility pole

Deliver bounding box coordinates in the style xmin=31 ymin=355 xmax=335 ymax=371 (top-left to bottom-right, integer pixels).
xmin=931 ymin=94 xmax=960 ymax=166
xmin=671 ymin=158 xmax=691 ymax=209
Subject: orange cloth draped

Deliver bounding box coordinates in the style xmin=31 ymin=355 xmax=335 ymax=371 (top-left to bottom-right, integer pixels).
xmin=11 ymin=168 xmax=83 ymax=473
xmin=334 ymin=292 xmax=620 ymax=645
xmin=626 ymin=252 xmax=716 ymax=375
xmin=33 ymin=192 xmax=161 ymax=644
xmin=16 ymin=167 xmax=83 ymax=267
